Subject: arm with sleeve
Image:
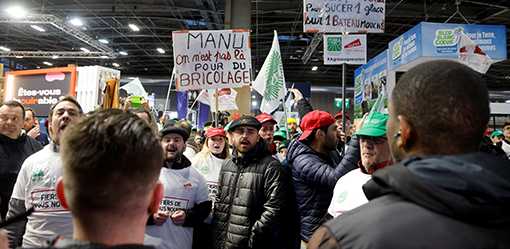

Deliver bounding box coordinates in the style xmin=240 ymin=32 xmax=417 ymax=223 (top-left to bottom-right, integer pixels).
xmin=4 ymin=162 xmax=29 ymax=249
xmin=183 ymin=172 xmax=212 ymax=227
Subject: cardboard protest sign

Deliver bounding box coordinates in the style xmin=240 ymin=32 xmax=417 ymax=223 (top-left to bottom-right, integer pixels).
xmin=172 ymin=30 xmax=252 ymax=91
xmin=303 ymin=0 xmax=385 ymax=33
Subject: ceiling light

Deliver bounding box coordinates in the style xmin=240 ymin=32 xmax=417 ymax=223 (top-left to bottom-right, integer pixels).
xmin=30 ymin=25 xmax=45 ymax=32
xmin=80 ymin=47 xmax=90 ymax=53
xmin=43 ymin=61 xmax=53 ymax=66
xmin=36 ymin=66 xmax=41 ymax=69
xmin=251 ymin=101 xmax=258 ymax=107
xmin=311 ymin=66 xmax=318 ymax=71
xmin=100 ymin=55 xmax=108 ymax=59
xmin=15 ymin=56 xmax=23 ymax=58
xmin=0 ymin=46 xmax=11 ymax=52
xmin=128 ymin=24 xmax=140 ymax=32
xmin=112 ymin=63 xmax=120 ymax=68
xmin=119 ymin=51 xmax=128 ymax=56
xmin=70 ymin=18 xmax=83 ymax=26
xmin=52 ymin=55 xmax=59 ymax=59
xmin=98 ymin=39 xmax=109 ymax=44
xmin=156 ymin=48 xmax=165 ymax=54
xmin=5 ymin=5 xmax=27 ymax=19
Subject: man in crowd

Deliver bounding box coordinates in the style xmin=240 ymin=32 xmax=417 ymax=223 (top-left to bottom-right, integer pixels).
xmin=23 ymin=108 xmax=49 ymax=146
xmin=287 ymin=117 xmax=299 ymax=139
xmin=256 ymin=112 xmax=278 ymax=154
xmin=55 ymin=109 xmax=164 ymax=249
xmin=213 ymin=116 xmax=299 ymax=249
xmin=491 ymin=130 xmax=504 ymax=145
xmin=6 ymin=97 xmax=83 ymax=247
xmin=0 ymin=101 xmax=42 ymax=220
xmin=286 ymin=110 xmax=360 ymax=244
xmin=328 ymin=112 xmax=391 ymax=217
xmin=308 ymin=60 xmax=510 ymax=249
xmin=145 ymin=120 xmax=211 ymax=249
xmin=501 ymin=121 xmax=510 ymax=159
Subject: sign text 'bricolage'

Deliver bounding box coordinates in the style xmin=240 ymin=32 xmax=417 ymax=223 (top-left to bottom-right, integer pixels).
xmin=172 ymin=30 xmax=252 ymax=91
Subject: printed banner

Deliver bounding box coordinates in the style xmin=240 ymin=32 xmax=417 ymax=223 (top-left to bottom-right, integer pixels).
xmin=303 ymin=0 xmax=385 ymax=33
xmin=323 ymin=34 xmax=367 ymax=65
xmin=30 ymin=189 xmax=67 ymax=212
xmin=172 ymin=30 xmax=252 ymax=91
xmin=159 ymin=196 xmax=190 ymax=213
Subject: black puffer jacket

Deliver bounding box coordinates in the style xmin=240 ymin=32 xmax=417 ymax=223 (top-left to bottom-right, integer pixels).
xmin=286 ymin=138 xmax=359 ymax=241
xmin=309 ymin=153 xmax=510 ymax=249
xmin=213 ymin=141 xmax=300 ymax=249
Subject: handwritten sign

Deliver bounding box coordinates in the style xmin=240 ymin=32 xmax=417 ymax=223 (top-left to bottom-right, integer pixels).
xmin=303 ymin=0 xmax=385 ymax=33
xmin=172 ymin=30 xmax=252 ymax=91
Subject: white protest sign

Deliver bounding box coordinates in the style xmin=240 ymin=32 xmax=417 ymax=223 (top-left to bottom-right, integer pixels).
xmin=303 ymin=0 xmax=385 ymax=33
xmin=323 ymin=34 xmax=367 ymax=65
xmin=172 ymin=30 xmax=252 ymax=91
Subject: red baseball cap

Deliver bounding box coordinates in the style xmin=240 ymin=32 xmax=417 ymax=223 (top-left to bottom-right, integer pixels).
xmin=299 ymin=110 xmax=335 ymax=141
xmin=256 ymin=113 xmax=277 ymax=125
xmin=334 ymin=112 xmax=350 ymax=121
xmin=206 ymin=128 xmax=226 ymax=138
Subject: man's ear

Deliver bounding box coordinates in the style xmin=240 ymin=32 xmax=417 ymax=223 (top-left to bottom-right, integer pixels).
xmin=149 ymin=181 xmax=164 ymax=214
xmin=56 ymin=177 xmax=69 ymax=210
xmin=397 ymin=115 xmax=413 ymax=151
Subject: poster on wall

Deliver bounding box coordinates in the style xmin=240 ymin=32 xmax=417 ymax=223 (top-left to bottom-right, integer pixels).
xmin=353 ymin=50 xmax=388 ymax=118
xmin=172 ymin=30 xmax=252 ymax=91
xmin=303 ymin=0 xmax=385 ymax=33
xmin=323 ymin=34 xmax=367 ymax=65
xmin=5 ymin=66 xmax=76 ymax=116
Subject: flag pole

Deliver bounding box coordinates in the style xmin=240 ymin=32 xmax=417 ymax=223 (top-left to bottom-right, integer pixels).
xmin=164 ymin=66 xmax=176 ymax=113
xmin=341 ymin=32 xmax=347 ymax=137
xmin=214 ymin=89 xmax=219 ymax=127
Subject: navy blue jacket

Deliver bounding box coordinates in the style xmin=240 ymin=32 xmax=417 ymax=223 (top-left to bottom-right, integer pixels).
xmin=286 ymin=137 xmax=360 ymax=241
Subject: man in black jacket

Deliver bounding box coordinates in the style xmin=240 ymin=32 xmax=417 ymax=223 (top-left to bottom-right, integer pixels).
xmin=0 ymin=101 xmax=42 ymax=220
xmin=213 ymin=115 xmax=299 ymax=249
xmin=286 ymin=111 xmax=360 ymax=244
xmin=308 ymin=60 xmax=510 ymax=249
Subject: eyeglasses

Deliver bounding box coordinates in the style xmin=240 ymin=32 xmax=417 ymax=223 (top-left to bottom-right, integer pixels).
xmin=359 ymin=135 xmax=387 ymax=145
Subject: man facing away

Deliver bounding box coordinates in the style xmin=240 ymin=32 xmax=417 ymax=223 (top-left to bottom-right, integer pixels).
xmin=308 ymin=60 xmax=510 ymax=249
xmin=54 ymin=109 xmax=164 ymax=249
xmin=6 ymin=97 xmax=82 ymax=248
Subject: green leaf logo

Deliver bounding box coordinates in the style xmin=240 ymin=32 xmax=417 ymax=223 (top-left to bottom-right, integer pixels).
xmin=327 ymin=37 xmax=342 ymax=52
xmin=263 ymin=49 xmax=284 ymax=101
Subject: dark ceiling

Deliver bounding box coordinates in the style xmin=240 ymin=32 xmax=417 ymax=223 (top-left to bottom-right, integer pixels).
xmin=1 ymin=0 xmax=509 ymax=94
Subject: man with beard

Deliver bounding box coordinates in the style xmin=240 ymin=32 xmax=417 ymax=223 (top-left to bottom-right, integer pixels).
xmin=286 ymin=111 xmax=359 ymax=245
xmin=308 ymin=61 xmax=510 ymax=249
xmin=256 ymin=113 xmax=278 ymax=155
xmin=5 ymin=96 xmax=83 ymax=248
xmin=145 ymin=121 xmax=211 ymax=249
xmin=0 ymin=101 xmax=42 ymax=220
xmin=213 ymin=116 xmax=299 ymax=249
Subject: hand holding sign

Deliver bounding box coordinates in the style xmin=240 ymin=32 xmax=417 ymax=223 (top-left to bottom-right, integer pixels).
xmin=170 ymin=210 xmax=186 ymax=225
xmin=153 ymin=211 xmax=170 ymax=226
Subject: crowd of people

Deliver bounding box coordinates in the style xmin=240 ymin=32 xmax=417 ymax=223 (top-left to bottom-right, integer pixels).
xmin=0 ymin=60 xmax=509 ymax=249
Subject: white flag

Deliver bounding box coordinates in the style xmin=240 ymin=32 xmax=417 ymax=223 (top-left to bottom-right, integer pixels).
xmin=197 ymin=88 xmax=238 ymax=112
xmin=253 ymin=30 xmax=286 ymax=114
xmin=120 ymin=77 xmax=148 ymax=98
xmin=458 ymin=31 xmax=492 ymax=74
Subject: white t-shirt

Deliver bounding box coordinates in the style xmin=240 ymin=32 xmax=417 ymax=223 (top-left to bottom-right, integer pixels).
xmin=502 ymin=139 xmax=510 ymax=159
xmin=11 ymin=145 xmax=73 ymax=247
xmin=327 ymin=169 xmax=371 ymax=218
xmin=183 ymin=147 xmax=197 ymax=161
xmin=191 ymin=153 xmax=224 ymax=201
xmin=145 ymin=166 xmax=209 ymax=249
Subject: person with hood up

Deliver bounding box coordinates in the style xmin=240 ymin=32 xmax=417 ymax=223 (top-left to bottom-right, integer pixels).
xmin=308 ymin=60 xmax=510 ymax=249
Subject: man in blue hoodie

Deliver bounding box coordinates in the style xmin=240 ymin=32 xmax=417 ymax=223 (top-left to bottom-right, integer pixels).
xmin=308 ymin=60 xmax=510 ymax=249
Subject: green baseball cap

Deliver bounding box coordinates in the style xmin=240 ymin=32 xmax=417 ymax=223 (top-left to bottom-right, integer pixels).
xmin=274 ymin=129 xmax=287 ymax=141
xmin=356 ymin=112 xmax=389 ymax=137
xmin=491 ymin=130 xmax=504 ymax=138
